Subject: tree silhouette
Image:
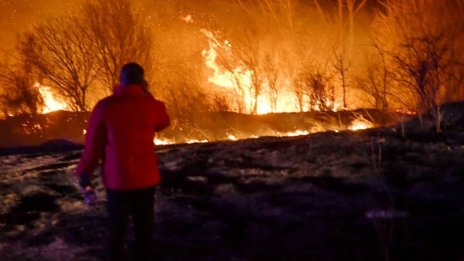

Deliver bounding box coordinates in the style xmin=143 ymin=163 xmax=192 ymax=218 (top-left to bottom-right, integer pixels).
xmin=374 ymin=0 xmax=464 ymax=132
xmin=0 ymin=58 xmax=43 ymax=116
xmin=19 ymin=17 xmax=97 ymax=112
xmin=81 ymin=0 xmax=152 ymax=94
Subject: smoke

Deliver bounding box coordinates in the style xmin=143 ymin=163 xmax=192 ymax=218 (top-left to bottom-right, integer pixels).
xmin=0 ymin=0 xmax=80 ymax=51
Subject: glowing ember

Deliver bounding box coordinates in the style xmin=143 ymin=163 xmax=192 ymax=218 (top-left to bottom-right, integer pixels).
xmin=152 ymin=122 xmax=373 ymax=146
xmin=154 ymin=138 xmax=174 ymax=145
xmin=284 ymin=130 xmax=310 ymax=137
xmin=181 ymin=15 xmax=194 ymax=23
xmin=154 ymin=137 xmax=209 ymax=145
xmin=35 ymin=83 xmax=68 ymax=113
xmin=350 ymin=119 xmax=374 ymax=131
xmin=186 ymin=139 xmax=208 ymax=144
xmin=21 ymin=121 xmax=43 ymax=135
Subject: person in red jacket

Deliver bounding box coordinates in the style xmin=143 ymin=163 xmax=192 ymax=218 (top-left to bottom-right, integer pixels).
xmin=76 ymin=62 xmax=170 ymax=261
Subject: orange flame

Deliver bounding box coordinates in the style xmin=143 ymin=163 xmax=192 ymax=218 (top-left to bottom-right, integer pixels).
xmin=201 ymin=29 xmax=302 ymax=114
xmin=201 ymin=29 xmax=253 ymax=89
xmin=35 ymin=83 xmax=68 ymax=114
xmin=349 ymin=118 xmax=374 ymax=131
xmin=200 ymin=30 xmax=346 ymax=115
xmin=284 ymin=130 xmax=310 ymax=137
xmin=154 ymin=137 xmax=174 ymax=145
xmin=181 ymin=15 xmax=194 ymax=24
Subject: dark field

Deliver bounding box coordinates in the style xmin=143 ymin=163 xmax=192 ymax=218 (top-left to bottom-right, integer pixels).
xmin=1 ymin=128 xmax=464 ymax=260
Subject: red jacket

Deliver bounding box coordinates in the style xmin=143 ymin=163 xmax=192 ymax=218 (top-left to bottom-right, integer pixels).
xmin=76 ymin=84 xmax=170 ymax=190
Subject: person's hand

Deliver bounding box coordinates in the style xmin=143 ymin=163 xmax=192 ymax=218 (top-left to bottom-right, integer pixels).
xmin=81 ymin=186 xmax=97 ymax=207
xmin=78 ymin=173 xmax=97 ymax=206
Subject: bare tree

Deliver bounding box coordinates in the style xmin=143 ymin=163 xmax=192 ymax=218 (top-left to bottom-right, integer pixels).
xmin=294 ymin=69 xmax=334 ymax=112
xmin=333 ymin=52 xmax=350 ymax=110
xmin=18 ymin=17 xmax=97 ymax=112
xmin=311 ymin=0 xmax=366 ymax=113
xmin=309 ymin=72 xmax=330 ymax=111
xmin=235 ymin=32 xmax=266 ymax=114
xmin=355 ymin=41 xmax=390 ymax=111
xmin=0 ymin=59 xmax=43 ymax=116
xmin=221 ymin=0 xmax=300 ymax=114
xmin=203 ymin=30 xmax=248 ymax=114
xmin=263 ymin=54 xmax=281 ymax=111
xmin=81 ymin=0 xmax=152 ymax=94
xmin=12 ymin=0 xmax=153 ymax=112
xmin=161 ymin=64 xmax=230 ymax=123
xmin=374 ymin=0 xmax=464 ymax=132
xmin=204 ymin=25 xmax=263 ymax=114
xmin=333 ymin=52 xmax=351 ymax=130
xmin=293 ymin=74 xmax=306 ymax=112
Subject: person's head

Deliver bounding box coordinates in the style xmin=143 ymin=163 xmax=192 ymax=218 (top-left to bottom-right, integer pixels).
xmin=120 ymin=62 xmax=146 ymax=86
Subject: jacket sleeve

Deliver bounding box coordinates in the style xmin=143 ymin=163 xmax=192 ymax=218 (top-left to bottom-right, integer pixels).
xmin=155 ymin=102 xmax=170 ymax=132
xmin=76 ymin=102 xmax=107 ymax=181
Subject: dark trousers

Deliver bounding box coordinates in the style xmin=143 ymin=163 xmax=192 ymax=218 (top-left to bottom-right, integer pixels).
xmin=106 ymin=186 xmax=156 ymax=261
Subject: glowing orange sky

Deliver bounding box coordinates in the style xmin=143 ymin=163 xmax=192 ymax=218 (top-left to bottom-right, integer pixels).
xmin=0 ymin=0 xmax=78 ymax=50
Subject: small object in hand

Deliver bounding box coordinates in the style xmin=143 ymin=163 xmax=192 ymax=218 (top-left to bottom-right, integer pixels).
xmin=82 ymin=186 xmax=97 ymax=207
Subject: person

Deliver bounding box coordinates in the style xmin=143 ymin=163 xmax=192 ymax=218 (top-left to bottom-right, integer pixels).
xmin=76 ymin=62 xmax=170 ymax=261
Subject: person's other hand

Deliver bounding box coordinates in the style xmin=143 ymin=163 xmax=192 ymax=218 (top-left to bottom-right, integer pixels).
xmin=78 ymin=173 xmax=97 ymax=206
xmin=81 ymin=186 xmax=97 ymax=207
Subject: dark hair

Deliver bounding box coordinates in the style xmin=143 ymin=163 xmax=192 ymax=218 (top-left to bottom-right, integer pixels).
xmin=120 ymin=62 xmax=145 ymax=85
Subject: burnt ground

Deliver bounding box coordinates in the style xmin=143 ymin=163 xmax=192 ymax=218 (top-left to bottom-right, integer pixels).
xmin=0 ymin=129 xmax=464 ymax=260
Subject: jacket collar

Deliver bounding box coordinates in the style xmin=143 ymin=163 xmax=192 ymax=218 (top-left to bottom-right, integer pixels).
xmin=114 ymin=84 xmax=146 ymax=96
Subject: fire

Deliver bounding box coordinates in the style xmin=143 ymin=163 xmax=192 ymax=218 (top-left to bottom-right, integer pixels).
xmin=201 ymin=29 xmax=253 ymax=90
xmin=153 ymin=138 xmax=209 ymax=145
xmin=186 ymin=139 xmax=208 ymax=144
xmin=350 ymin=118 xmax=374 ymax=131
xmin=181 ymin=15 xmax=194 ymax=24
xmin=153 ymin=122 xmax=375 ymax=146
xmin=284 ymin=130 xmax=310 ymax=137
xmin=35 ymin=83 xmax=68 ymax=114
xmin=201 ymin=29 xmax=302 ymax=115
xmin=154 ymin=138 xmax=174 ymax=145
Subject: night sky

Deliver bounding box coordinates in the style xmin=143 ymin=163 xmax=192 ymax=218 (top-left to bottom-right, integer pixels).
xmin=0 ymin=0 xmax=78 ymax=50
